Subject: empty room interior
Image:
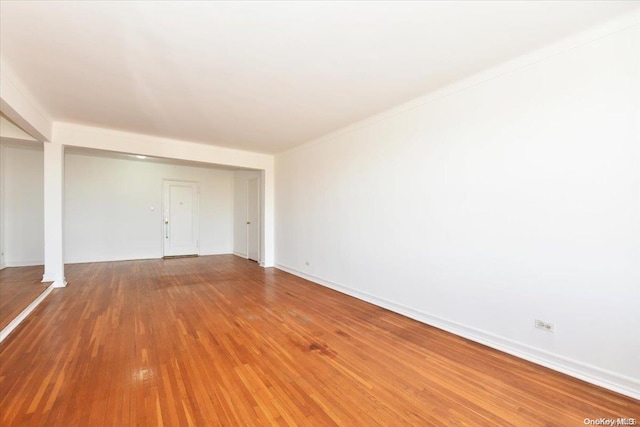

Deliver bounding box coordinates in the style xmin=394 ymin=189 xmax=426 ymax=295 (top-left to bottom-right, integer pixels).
xmin=0 ymin=1 xmax=639 ymax=425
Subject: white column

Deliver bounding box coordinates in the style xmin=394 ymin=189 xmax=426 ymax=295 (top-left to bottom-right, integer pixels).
xmin=261 ymin=167 xmax=275 ymax=268
xmin=42 ymin=141 xmax=66 ymax=287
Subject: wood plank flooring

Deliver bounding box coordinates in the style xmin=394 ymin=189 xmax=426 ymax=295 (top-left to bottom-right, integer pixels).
xmin=0 ymin=255 xmax=638 ymax=426
xmin=0 ymin=266 xmax=49 ymax=331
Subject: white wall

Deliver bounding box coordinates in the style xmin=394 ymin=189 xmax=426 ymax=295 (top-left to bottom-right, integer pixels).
xmin=233 ymin=170 xmax=261 ymax=258
xmin=0 ymin=117 xmax=42 ymax=269
xmin=275 ymin=25 xmax=640 ymax=397
xmin=0 ymin=57 xmax=52 ymax=142
xmin=55 ymin=123 xmax=275 ymax=267
xmin=65 ymin=153 xmax=234 ymax=263
xmin=0 ymin=143 xmax=44 ymax=266
xmin=0 ymin=144 xmax=3 ymax=269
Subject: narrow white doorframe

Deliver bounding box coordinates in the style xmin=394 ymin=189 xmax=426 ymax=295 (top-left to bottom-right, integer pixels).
xmin=162 ymin=179 xmax=200 ymax=257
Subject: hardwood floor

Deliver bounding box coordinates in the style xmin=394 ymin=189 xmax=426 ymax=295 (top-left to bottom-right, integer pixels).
xmin=0 ymin=255 xmax=637 ymax=426
xmin=0 ymin=266 xmax=49 ymax=331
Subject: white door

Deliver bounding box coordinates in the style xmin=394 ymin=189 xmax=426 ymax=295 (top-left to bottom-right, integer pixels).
xmin=247 ymin=177 xmax=260 ymax=262
xmin=163 ymin=180 xmax=199 ymax=257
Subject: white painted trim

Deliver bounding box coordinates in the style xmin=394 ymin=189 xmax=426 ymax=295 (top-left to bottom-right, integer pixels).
xmin=65 ymin=255 xmax=158 ymax=264
xmin=0 ymin=283 xmax=54 ymax=343
xmin=43 ymin=141 xmax=65 ymax=293
xmin=0 ymin=115 xmax=37 ymax=141
xmin=63 ymin=252 xmax=234 ymax=265
xmin=275 ymin=264 xmax=640 ymax=400
xmin=233 ymin=251 xmax=248 ymax=258
xmin=279 ymin=10 xmax=640 ymax=159
xmin=199 ymin=251 xmax=233 ymax=257
xmin=5 ymin=260 xmax=45 ymax=268
xmin=52 ymin=278 xmax=66 ymax=288
xmin=247 ymin=176 xmax=261 ymax=263
xmin=54 ymin=122 xmax=272 ymax=170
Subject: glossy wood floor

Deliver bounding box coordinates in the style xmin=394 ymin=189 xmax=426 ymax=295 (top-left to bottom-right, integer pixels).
xmin=0 ymin=256 xmax=637 ymax=426
xmin=0 ymin=266 xmax=49 ymax=331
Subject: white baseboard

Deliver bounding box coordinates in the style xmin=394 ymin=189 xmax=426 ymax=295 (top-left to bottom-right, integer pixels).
xmin=65 ymin=252 xmax=233 ymax=264
xmin=198 ymin=251 xmax=233 ymax=256
xmin=64 ymin=254 xmax=158 ymax=264
xmin=275 ymin=263 xmax=640 ymax=400
xmin=0 ymin=283 xmax=54 ymax=343
xmin=52 ymin=278 xmax=67 ymax=288
xmin=6 ymin=259 xmax=44 ymax=267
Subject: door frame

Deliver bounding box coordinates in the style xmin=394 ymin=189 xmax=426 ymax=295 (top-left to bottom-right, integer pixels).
xmin=161 ymin=179 xmax=200 ymax=257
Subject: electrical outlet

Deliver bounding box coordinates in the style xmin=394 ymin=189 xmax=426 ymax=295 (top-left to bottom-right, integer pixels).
xmin=535 ymin=319 xmax=554 ymax=333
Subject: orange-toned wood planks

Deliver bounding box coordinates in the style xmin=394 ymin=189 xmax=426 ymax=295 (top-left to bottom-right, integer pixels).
xmin=1 ymin=256 xmax=638 ymax=426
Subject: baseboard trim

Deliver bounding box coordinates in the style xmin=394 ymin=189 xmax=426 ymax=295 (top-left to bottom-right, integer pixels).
xmin=275 ymin=263 xmax=640 ymax=400
xmin=64 ymin=255 xmax=159 ymax=264
xmin=52 ymin=278 xmax=67 ymax=288
xmin=233 ymin=251 xmax=248 ymax=259
xmin=0 ymin=283 xmax=55 ymax=343
xmin=6 ymin=260 xmax=44 ymax=268
xmin=65 ymin=253 xmax=232 ymax=264
xmin=198 ymin=251 xmax=233 ymax=256
xmin=163 ymin=254 xmax=198 ymax=259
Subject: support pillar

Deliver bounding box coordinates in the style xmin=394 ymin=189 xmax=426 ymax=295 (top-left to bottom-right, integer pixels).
xmin=261 ymin=167 xmax=275 ymax=268
xmin=42 ymin=141 xmax=66 ymax=287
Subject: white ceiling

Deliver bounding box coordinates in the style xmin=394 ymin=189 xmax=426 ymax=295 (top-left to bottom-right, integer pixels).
xmin=1 ymin=1 xmax=638 ymax=154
